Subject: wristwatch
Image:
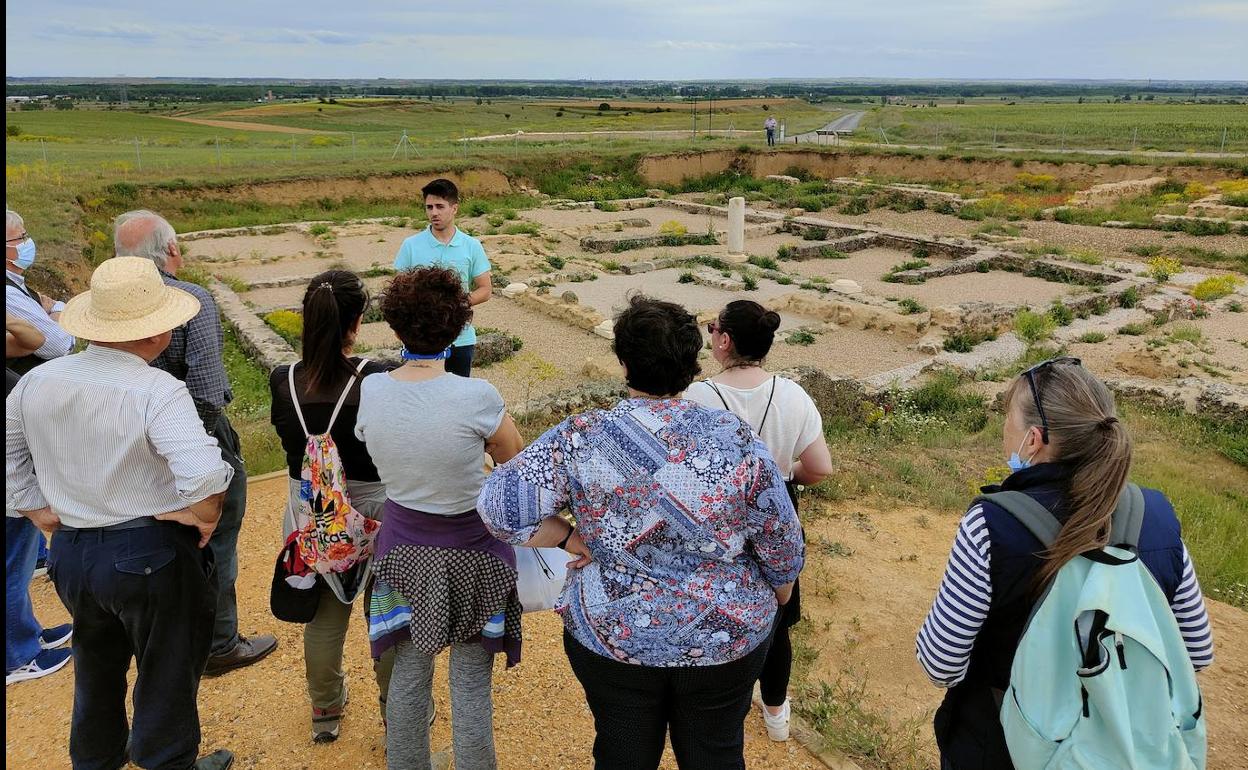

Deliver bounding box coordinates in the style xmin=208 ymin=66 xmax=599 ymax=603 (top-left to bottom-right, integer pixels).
xmin=557 ymin=526 xmax=574 ymax=550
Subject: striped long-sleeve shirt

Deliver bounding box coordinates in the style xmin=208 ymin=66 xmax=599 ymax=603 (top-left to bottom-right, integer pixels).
xmin=916 ymin=505 xmax=1214 ymax=688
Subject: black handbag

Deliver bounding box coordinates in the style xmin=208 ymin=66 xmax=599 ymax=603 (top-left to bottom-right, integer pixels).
xmin=269 ymin=537 xmax=320 ymax=623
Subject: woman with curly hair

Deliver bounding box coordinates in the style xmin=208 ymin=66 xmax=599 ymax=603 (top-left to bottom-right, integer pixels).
xmin=355 ymin=267 xmax=525 ymax=770
xmin=478 ymin=295 xmax=804 ymax=770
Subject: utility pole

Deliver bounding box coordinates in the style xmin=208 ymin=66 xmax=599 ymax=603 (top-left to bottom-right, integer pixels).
xmin=691 ymin=98 xmax=697 ymax=138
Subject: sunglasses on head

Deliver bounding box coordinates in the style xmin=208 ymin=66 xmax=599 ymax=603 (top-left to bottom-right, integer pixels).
xmin=1023 ymin=356 xmax=1082 ymax=444
xmin=706 ymin=322 xmax=720 ymax=335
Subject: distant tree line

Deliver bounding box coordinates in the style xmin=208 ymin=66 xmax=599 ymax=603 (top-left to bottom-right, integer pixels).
xmin=5 ymin=80 xmax=1246 ymax=104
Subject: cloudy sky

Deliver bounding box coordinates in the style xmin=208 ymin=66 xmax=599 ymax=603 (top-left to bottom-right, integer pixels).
xmin=6 ymin=1 xmax=1247 ymax=81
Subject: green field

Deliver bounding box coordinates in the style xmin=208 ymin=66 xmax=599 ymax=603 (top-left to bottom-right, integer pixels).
xmin=856 ymin=103 xmax=1248 ymax=152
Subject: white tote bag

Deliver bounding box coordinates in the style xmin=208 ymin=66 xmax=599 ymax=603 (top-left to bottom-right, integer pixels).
xmin=515 ymin=547 xmax=572 ymax=613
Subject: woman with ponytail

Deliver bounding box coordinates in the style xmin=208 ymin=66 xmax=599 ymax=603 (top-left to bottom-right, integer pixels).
xmin=916 ymin=358 xmax=1215 ymax=769
xmin=269 ymin=269 xmax=395 ymax=743
xmin=685 ymin=299 xmax=833 ymax=742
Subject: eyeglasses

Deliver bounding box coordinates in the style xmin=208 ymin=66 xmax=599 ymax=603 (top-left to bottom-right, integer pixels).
xmin=1023 ymin=356 xmax=1082 ymax=444
xmin=5 ymin=233 xmax=29 ymax=244
xmin=706 ymin=323 xmax=720 ymax=335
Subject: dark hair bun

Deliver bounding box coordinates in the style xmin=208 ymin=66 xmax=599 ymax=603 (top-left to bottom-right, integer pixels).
xmin=719 ymin=300 xmax=780 ymax=362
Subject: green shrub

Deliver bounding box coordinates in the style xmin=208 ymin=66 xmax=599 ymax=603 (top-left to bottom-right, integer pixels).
xmin=882 ymin=259 xmax=929 ymax=282
xmin=1190 ymin=274 xmax=1243 ymax=301
xmin=839 ymin=197 xmax=871 ymax=215
xmin=1222 ymin=192 xmax=1248 ymax=207
xmin=786 ymin=329 xmax=817 ymax=346
xmin=658 ymin=220 xmax=688 ymax=236
xmin=1229 ymin=300 xmax=1244 ymax=313
xmin=678 ymin=271 xmax=695 ymax=284
xmin=911 ymin=245 xmax=932 ymax=260
xmin=503 ymin=221 xmax=541 ymax=236
xmin=1077 ymin=332 xmax=1107 ymax=343
xmin=897 ymin=298 xmax=926 ymax=315
xmin=486 ymin=213 xmax=506 ymax=228
xmin=775 ymin=275 xmax=794 ymax=285
xmin=741 ymin=273 xmax=759 ymax=291
xmin=1126 ymin=245 xmax=1162 ymax=258
xmin=545 ymin=255 xmax=566 ymax=270
xmin=464 ymin=200 xmax=490 ymax=217
xmin=1118 ymin=322 xmax=1149 ymax=336
xmin=1169 ymin=324 xmax=1203 ymax=344
xmin=943 ymin=327 xmax=996 ymax=353
xmin=500 ymin=208 xmax=518 ymax=220
xmin=777 ymin=244 xmax=797 ymax=260
xmin=747 ymin=255 xmax=779 ymax=270
xmin=1118 ymin=286 xmax=1140 ymax=308
xmin=1069 ymin=249 xmax=1103 ymax=265
xmin=308 ymin=223 xmax=331 ymax=236
xmin=263 ymin=309 xmax=303 ymax=346
xmin=1047 ymin=301 xmax=1075 ymax=326
xmin=1091 ymin=297 xmax=1111 ymax=315
xmin=819 ymin=247 xmax=849 ymax=259
xmin=1014 ymin=310 xmax=1056 ymax=346
xmin=803 ymin=226 xmax=829 ymax=241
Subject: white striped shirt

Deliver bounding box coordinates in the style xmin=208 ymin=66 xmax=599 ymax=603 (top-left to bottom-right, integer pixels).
xmin=916 ymin=505 xmax=1214 ymax=688
xmin=6 ymin=269 xmax=75 ymax=361
xmin=6 ymin=344 xmax=233 ymax=528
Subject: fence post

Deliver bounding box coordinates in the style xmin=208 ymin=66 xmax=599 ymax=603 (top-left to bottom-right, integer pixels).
xmin=992 ymin=126 xmax=997 ymax=147
xmin=215 ymin=137 xmax=221 ymax=169
xmin=1131 ymin=127 xmax=1138 ymax=152
xmin=40 ymin=138 xmax=48 ymax=164
xmin=134 ymin=137 xmax=142 ymax=171
xmin=1060 ymin=126 xmax=1066 ymax=151
xmin=291 ymin=138 xmax=296 ymax=162
xmin=351 ymin=132 xmax=356 ymax=161
xmin=1220 ymin=127 xmax=1228 ymax=154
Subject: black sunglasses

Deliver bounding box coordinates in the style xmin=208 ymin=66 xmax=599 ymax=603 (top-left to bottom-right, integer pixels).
xmin=1023 ymin=356 xmax=1082 ymax=444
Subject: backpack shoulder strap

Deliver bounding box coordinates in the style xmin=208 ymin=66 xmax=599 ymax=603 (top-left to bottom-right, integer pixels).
xmin=324 ymin=359 xmax=370 ymax=435
xmin=287 ymin=363 xmax=310 ymax=438
xmin=1108 ymin=482 xmax=1145 ymax=551
xmin=705 ymin=380 xmax=731 ymax=411
xmin=974 ymin=491 xmax=1062 ymax=549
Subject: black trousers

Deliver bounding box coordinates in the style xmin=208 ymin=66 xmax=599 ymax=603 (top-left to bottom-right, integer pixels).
xmin=49 ymin=522 xmax=216 ymax=770
xmin=445 ymin=344 xmax=475 ymax=378
xmin=565 ymin=629 xmax=772 ymax=770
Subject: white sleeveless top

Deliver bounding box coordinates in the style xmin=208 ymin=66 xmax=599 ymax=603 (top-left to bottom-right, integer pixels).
xmin=684 ymin=376 xmax=823 ymax=479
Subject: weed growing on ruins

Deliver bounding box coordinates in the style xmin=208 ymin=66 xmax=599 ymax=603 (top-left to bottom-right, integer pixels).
xmin=503 ymin=221 xmax=541 ymax=236
xmin=1077 ymin=332 xmax=1108 ymax=343
xmin=839 ymin=196 xmax=871 ymax=215
xmin=1229 ymin=300 xmax=1244 ymax=313
xmin=910 ymin=245 xmax=932 ymax=260
xmin=882 ymin=259 xmax=929 ymax=282
xmin=740 ymin=273 xmax=759 ymax=291
xmin=776 ymin=244 xmax=797 ymax=260
xmin=545 ymin=255 xmax=566 ymax=270
xmin=677 ymin=271 xmax=695 ymax=284
xmin=787 ymin=329 xmax=817 ymax=346
xmin=795 ymin=674 xmax=927 ymax=770
xmin=1047 ymin=300 xmax=1075 ymax=326
xmin=1190 ymin=274 xmax=1244 ymax=301
xmin=943 ymin=326 xmax=997 ymax=352
xmin=819 ymin=247 xmax=849 ymax=259
xmin=658 ymin=220 xmax=688 ymax=237
xmin=1169 ymin=324 xmax=1204 ymax=344
xmin=975 ymin=220 xmax=1022 ymax=238
xmin=359 ymin=265 xmax=396 ymax=279
xmin=1127 ymin=245 xmax=1162 ymax=258
xmin=1013 ymin=310 xmax=1056 ymax=346
xmin=897 ymin=298 xmax=926 ymax=315
xmin=1119 ymin=286 xmax=1140 ymax=308
xmin=1163 ymin=218 xmax=1231 ymax=237
xmin=1118 ymin=322 xmax=1149 ymax=336
xmin=775 ymin=275 xmax=794 ymax=285
xmin=745 ymin=255 xmax=777 ymax=270
xmin=308 ymin=223 xmax=331 ymax=236
xmin=1069 ymin=249 xmax=1103 ymax=265
xmin=263 ymin=309 xmax=303 ymax=347
xmin=1147 ymin=255 xmax=1184 ymax=282
xmin=599 ymin=259 xmax=621 ymax=271
xmin=803 ymin=226 xmax=829 ymax=241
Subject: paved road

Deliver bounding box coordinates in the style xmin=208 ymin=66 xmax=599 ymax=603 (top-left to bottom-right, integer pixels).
xmin=789 ymin=111 xmax=865 ymax=143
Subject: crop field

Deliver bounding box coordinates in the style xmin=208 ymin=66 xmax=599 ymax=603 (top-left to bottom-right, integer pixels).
xmin=856 ymin=103 xmax=1248 ymax=152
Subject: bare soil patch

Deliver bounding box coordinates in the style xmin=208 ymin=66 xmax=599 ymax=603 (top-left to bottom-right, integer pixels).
xmin=161 ymin=116 xmax=337 ymax=135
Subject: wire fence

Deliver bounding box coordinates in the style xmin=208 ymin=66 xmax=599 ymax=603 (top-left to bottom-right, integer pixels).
xmin=859 ymin=123 xmax=1247 ymax=154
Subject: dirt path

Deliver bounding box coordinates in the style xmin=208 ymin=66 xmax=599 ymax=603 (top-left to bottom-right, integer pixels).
xmin=801 ymin=502 xmax=1248 ymax=770
xmin=5 ymin=477 xmax=825 ymax=770
xmin=161 ymin=116 xmax=337 ymax=135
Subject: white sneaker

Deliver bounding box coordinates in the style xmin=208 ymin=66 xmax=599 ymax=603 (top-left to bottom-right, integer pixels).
xmin=6 ymin=647 xmax=72 ymax=686
xmin=761 ymin=699 xmax=791 ymax=742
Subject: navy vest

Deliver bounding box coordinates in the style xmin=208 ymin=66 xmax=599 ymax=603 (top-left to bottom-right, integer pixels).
xmin=934 ymin=462 xmax=1186 ymax=770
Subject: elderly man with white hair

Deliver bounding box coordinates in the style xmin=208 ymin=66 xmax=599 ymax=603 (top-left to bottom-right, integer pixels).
xmin=114 ymin=210 xmax=277 ymax=677
xmin=5 ymin=209 xmax=74 ymax=373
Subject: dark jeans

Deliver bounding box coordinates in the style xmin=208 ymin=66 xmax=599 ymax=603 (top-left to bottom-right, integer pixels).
xmin=759 ymin=575 xmax=800 ymax=707
xmin=49 ymin=522 xmax=216 ymax=770
xmin=766 ymin=129 xmax=776 ymax=146
xmin=6 ymin=515 xmax=44 ymax=673
xmin=445 ymin=344 xmax=475 ymax=378
xmin=209 ymin=413 xmax=248 ymax=655
xmin=565 ymin=629 xmax=772 ymax=770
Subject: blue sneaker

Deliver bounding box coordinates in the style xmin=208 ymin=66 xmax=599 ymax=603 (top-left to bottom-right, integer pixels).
xmin=39 ymin=623 xmax=73 ymax=650
xmin=5 ymin=647 xmax=72 ymax=685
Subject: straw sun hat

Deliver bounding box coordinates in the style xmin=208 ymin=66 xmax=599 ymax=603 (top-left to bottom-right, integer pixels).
xmin=59 ymin=256 xmax=200 ymax=342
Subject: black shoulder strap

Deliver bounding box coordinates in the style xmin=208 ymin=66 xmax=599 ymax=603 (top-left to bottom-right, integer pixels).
xmin=706 ymin=380 xmax=731 ymax=411
xmin=975 ymin=491 xmax=1063 ymax=548
xmin=6 ymin=274 xmax=40 ymax=304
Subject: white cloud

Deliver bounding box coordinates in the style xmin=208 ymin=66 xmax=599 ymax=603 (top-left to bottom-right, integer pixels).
xmin=1172 ymin=3 xmax=1248 ymax=22
xmin=649 ymin=40 xmax=815 ymax=53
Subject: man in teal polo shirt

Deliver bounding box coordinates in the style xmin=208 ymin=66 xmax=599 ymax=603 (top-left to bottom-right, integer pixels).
xmin=393 ymin=178 xmax=492 ymax=377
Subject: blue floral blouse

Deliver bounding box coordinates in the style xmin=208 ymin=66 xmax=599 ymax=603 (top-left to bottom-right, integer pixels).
xmin=478 ymin=398 xmax=804 ymax=667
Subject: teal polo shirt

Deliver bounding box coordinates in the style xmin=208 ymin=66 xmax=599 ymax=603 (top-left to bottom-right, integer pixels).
xmin=393 ymin=227 xmax=492 ymax=347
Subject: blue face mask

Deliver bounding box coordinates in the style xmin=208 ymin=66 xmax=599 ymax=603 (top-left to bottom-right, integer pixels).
xmin=1007 ymin=435 xmax=1035 ymax=473
xmin=11 ymin=238 xmax=36 ymax=270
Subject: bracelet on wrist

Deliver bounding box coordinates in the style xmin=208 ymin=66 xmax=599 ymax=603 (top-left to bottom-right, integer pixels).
xmin=557 ymin=525 xmax=574 ymax=550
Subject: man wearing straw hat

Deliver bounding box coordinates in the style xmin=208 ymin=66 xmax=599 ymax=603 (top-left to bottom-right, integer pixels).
xmin=6 ymin=257 xmax=236 ymax=770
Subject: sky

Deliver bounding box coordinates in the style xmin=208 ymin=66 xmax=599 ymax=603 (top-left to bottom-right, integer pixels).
xmin=5 ymin=0 xmax=1247 ymax=81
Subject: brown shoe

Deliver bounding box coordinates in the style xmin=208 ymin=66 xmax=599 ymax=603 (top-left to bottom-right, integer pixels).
xmin=202 ymin=635 xmax=277 ymax=677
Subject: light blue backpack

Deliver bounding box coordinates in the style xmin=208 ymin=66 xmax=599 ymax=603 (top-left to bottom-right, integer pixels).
xmin=980 ymin=483 xmax=1206 ymax=770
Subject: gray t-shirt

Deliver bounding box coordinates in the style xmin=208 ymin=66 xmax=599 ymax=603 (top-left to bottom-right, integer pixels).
xmin=355 ymin=372 xmax=506 ymax=514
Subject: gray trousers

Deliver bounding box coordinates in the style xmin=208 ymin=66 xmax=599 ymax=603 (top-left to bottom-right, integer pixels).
xmin=386 ymin=640 xmax=497 ymax=770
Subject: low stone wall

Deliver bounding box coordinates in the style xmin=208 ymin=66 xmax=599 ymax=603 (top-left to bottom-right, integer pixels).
xmin=767 ymin=293 xmax=929 ymax=338
xmin=580 ymin=232 xmax=721 ymax=253
xmin=508 ymin=290 xmax=606 ymax=331
xmin=1153 ymin=214 xmax=1248 ymax=234
xmin=208 ymin=279 xmax=298 ymax=372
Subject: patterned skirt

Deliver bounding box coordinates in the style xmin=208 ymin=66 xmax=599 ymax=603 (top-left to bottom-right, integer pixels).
xmin=366 ymin=504 xmax=523 ymax=667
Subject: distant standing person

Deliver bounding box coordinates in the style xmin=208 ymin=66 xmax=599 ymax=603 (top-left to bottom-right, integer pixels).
xmin=114 ymin=209 xmax=278 ymax=677
xmin=764 ymin=115 xmax=778 ymax=147
xmin=393 ymin=179 xmax=492 ymax=378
